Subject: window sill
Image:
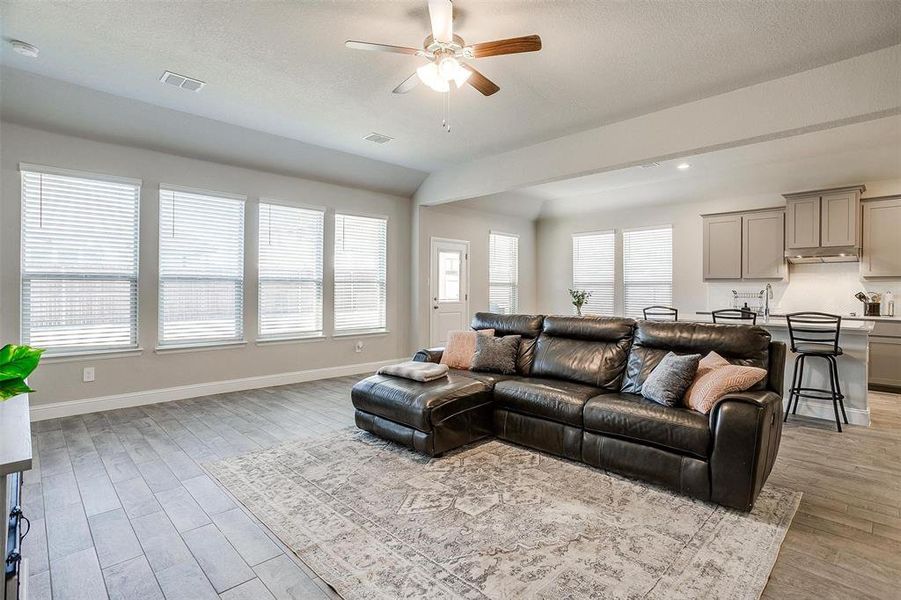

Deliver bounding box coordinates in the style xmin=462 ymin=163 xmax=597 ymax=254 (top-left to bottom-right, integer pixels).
xmin=43 ymin=347 xmax=144 ymax=363
xmin=154 ymin=340 xmax=247 ymax=354
xmin=332 ymin=329 xmax=390 ymax=338
xmin=256 ymin=334 xmax=326 ymax=346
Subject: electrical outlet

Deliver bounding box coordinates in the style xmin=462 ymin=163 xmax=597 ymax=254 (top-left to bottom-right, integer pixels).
xmin=354 ymin=341 xmax=364 ymax=353
xmin=83 ymin=367 xmax=95 ymax=383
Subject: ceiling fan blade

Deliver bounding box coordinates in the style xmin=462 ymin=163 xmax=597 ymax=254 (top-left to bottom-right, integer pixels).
xmin=428 ymin=0 xmax=453 ymax=43
xmin=392 ymin=73 xmax=419 ymax=94
xmin=465 ymin=65 xmax=500 ymax=96
xmin=345 ymin=40 xmax=421 ymax=55
xmin=468 ymin=35 xmax=542 ymax=58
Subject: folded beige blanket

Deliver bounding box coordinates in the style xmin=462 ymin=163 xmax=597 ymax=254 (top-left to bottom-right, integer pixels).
xmin=378 ymin=361 xmax=449 ymax=382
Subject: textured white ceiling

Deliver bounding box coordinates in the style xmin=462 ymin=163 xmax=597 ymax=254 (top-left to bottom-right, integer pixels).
xmin=1 ymin=0 xmax=899 ymax=174
xmin=453 ymin=115 xmax=901 ymax=218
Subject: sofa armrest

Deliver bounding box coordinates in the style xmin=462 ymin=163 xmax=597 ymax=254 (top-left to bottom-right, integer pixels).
xmin=708 ymin=390 xmax=783 ymax=511
xmin=413 ymin=347 xmax=444 ymax=363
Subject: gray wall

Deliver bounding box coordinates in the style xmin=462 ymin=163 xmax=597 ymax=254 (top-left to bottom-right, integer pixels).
xmin=0 ymin=122 xmax=412 ymax=407
xmin=412 ymin=204 xmax=537 ymax=349
xmin=536 ymin=180 xmax=901 ymax=317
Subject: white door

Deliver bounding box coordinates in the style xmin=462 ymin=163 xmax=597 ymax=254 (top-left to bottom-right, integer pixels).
xmin=430 ymin=238 xmax=469 ymax=347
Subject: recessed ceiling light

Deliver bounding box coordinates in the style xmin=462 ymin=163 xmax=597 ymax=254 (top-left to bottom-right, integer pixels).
xmin=676 ymin=162 xmax=691 ymax=170
xmin=10 ymin=40 xmax=39 ymax=58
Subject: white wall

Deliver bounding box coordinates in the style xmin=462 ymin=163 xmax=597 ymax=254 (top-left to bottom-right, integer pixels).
xmin=537 ymin=179 xmax=901 ymax=317
xmin=0 ymin=122 xmax=412 ymax=407
xmin=412 ymin=204 xmax=537 ymax=349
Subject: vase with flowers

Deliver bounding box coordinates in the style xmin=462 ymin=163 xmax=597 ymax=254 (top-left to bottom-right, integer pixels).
xmin=568 ymin=289 xmax=591 ymax=317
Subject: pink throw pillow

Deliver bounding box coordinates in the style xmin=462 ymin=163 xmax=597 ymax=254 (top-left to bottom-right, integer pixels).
xmin=440 ymin=329 xmax=495 ymax=370
xmin=683 ymin=351 xmax=766 ymax=414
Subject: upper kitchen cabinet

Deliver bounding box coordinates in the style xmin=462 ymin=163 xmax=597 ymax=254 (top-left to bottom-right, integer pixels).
xmin=861 ymin=196 xmax=901 ymax=278
xmin=783 ymin=185 xmax=864 ymax=257
xmin=702 ymin=213 xmax=742 ymax=279
xmin=742 ymin=210 xmax=787 ymax=279
xmin=785 ymin=195 xmax=820 ymax=249
xmin=702 ymin=208 xmax=786 ymax=280
xmin=821 ymin=190 xmax=859 ymax=247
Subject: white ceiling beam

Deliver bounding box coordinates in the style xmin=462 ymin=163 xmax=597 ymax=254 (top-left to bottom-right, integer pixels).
xmin=413 ymin=44 xmax=901 ymax=206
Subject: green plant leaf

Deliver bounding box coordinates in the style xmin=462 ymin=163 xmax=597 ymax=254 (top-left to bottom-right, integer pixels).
xmin=0 ymin=378 xmax=34 ymax=401
xmin=0 ymin=344 xmax=44 ymax=381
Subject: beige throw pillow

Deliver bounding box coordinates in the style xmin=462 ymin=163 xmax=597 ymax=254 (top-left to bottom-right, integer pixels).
xmin=440 ymin=329 xmax=495 ymax=370
xmin=683 ymin=351 xmax=767 ymax=414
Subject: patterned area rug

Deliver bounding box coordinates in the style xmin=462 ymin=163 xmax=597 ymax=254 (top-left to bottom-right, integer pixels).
xmin=206 ymin=430 xmax=800 ymax=599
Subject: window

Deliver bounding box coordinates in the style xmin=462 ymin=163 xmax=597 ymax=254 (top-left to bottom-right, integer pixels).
xmin=334 ymin=213 xmax=387 ymax=333
xmin=623 ymin=226 xmax=673 ymax=319
xmin=258 ymin=202 xmax=324 ymax=339
xmin=159 ymin=187 xmax=245 ymax=346
xmin=437 ymin=250 xmax=461 ymax=302
xmin=489 ymin=232 xmax=518 ymax=314
xmin=572 ymin=231 xmax=615 ymax=315
xmin=21 ymin=166 xmax=141 ymax=354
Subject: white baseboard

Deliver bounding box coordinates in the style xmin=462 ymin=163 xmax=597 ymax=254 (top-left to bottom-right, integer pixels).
xmin=785 ymin=398 xmax=870 ymax=426
xmin=30 ymin=357 xmax=405 ymax=422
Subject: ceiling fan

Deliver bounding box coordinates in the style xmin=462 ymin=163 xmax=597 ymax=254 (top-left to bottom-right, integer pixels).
xmin=345 ymin=0 xmax=542 ymax=96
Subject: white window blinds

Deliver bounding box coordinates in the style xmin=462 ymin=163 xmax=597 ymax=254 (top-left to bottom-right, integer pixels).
xmin=258 ymin=202 xmax=324 ymax=339
xmin=623 ymin=226 xmax=673 ymax=319
xmin=20 ymin=166 xmax=141 ymax=354
xmin=572 ymin=231 xmax=615 ymax=315
xmin=489 ymin=232 xmax=518 ymax=314
xmin=334 ymin=214 xmax=387 ymax=333
xmin=159 ymin=187 xmax=245 ymax=346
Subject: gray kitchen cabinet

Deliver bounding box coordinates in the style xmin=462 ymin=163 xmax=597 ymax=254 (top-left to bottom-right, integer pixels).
xmin=784 ymin=185 xmax=863 ymax=251
xmin=861 ymin=196 xmax=901 ymax=278
xmin=869 ymin=321 xmax=901 ymax=392
xmin=821 ymin=190 xmax=858 ymax=247
xmin=785 ymin=195 xmax=820 ymax=249
xmin=702 ymin=208 xmax=786 ymax=280
xmin=742 ymin=210 xmax=786 ymax=279
xmin=703 ymin=213 xmax=742 ymax=279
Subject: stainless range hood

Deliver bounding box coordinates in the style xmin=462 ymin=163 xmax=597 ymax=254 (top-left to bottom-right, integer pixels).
xmin=784 ymin=246 xmax=859 ymax=264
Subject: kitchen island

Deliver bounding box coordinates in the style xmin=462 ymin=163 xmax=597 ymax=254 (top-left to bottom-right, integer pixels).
xmin=692 ymin=313 xmax=874 ymax=426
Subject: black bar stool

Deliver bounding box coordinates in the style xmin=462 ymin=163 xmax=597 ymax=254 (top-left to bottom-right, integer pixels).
xmin=711 ymin=308 xmax=757 ymax=325
xmin=784 ymin=312 xmax=848 ymax=432
xmin=643 ymin=305 xmax=678 ymax=321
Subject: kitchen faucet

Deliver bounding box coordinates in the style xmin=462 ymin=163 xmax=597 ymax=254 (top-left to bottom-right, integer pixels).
xmin=764 ymin=283 xmax=773 ymax=322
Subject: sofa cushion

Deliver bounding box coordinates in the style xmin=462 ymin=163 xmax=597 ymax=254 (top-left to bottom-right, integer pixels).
xmin=351 ymin=373 xmax=489 ymax=432
xmin=531 ymin=316 xmax=635 ymax=389
xmin=472 ymin=335 xmax=520 ymax=375
xmin=621 ymin=320 xmax=770 ymax=395
xmin=494 ymin=377 xmax=603 ymax=427
xmin=447 ymin=369 xmax=517 ymax=387
xmin=439 ymin=329 xmax=494 ymax=369
xmin=641 ymin=351 xmax=701 ymax=407
xmin=583 ymin=393 xmax=711 ymax=459
xmin=471 ymin=312 xmax=545 ymax=376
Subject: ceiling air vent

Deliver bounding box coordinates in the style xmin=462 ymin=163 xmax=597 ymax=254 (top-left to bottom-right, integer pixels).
xmin=160 ymin=70 xmax=206 ymax=92
xmin=363 ymin=132 xmax=393 ymax=144
xmin=640 ymin=162 xmax=661 ymax=168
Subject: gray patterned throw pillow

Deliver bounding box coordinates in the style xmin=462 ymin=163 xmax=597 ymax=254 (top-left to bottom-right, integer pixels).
xmin=642 ymin=352 xmax=702 ymax=407
xmin=471 ymin=335 xmax=521 ymax=375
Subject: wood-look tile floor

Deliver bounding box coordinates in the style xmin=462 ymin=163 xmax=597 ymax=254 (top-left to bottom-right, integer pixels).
xmin=21 ymin=378 xmax=901 ymax=599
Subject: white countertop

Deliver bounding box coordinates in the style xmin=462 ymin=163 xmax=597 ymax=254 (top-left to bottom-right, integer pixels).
xmin=690 ymin=313 xmax=873 ymax=333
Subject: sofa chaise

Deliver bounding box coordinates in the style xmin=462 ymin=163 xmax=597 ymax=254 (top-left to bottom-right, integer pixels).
xmin=351 ymin=313 xmax=786 ymax=511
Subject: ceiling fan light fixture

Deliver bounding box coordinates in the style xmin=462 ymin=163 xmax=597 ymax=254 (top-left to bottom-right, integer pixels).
xmin=437 ymin=56 xmax=460 ymax=80
xmin=453 ymin=66 xmax=472 ymax=88
xmin=416 ymin=62 xmax=449 ymax=92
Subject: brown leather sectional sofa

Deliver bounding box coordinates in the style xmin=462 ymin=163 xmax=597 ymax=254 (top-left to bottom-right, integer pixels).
xmin=352 ymin=313 xmax=786 ymax=511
